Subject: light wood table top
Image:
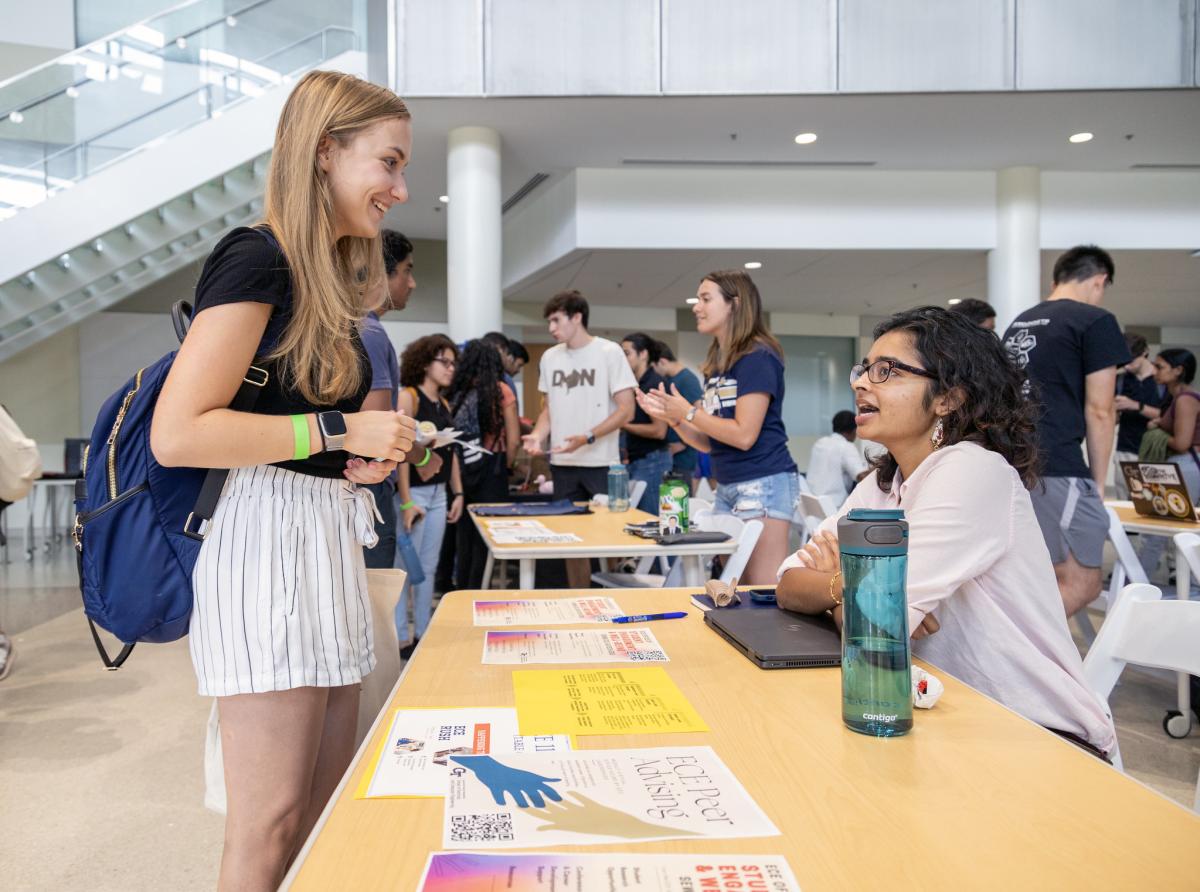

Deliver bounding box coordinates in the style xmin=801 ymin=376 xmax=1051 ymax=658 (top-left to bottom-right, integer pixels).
xmin=1107 ymin=499 xmax=1200 ymax=535
xmin=287 ymin=588 xmax=1200 ymax=891
xmin=470 ymin=505 xmax=738 ymax=559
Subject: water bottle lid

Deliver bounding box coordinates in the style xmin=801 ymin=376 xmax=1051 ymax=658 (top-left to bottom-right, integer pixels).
xmin=610 ymin=463 xmax=625 ymax=471
xmin=838 ymin=508 xmax=908 ymax=556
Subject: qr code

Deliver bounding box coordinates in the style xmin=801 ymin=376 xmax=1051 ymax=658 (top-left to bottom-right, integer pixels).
xmin=628 ymin=650 xmax=667 ymax=661
xmin=450 ymin=813 xmax=514 ymax=842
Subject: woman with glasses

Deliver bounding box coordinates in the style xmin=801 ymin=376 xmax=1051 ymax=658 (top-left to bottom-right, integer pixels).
xmin=396 ymin=335 xmax=463 ymax=653
xmin=446 ymin=339 xmax=522 ymax=589
xmin=774 ymin=307 xmax=1116 ymax=759
xmin=637 ymin=270 xmax=799 ymax=584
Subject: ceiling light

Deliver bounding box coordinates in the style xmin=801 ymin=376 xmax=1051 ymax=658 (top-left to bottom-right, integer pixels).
xmin=225 ymin=15 xmax=237 ymax=27
xmin=8 ymin=111 xmax=24 ymax=124
xmin=1068 ymin=132 xmax=1093 ymax=144
xmin=175 ymin=36 xmax=187 ymax=49
xmin=948 ymin=298 xmax=962 ymax=305
xmin=793 ymin=132 xmax=817 ymax=145
xmin=744 ymin=261 xmax=762 ymax=270
xmin=439 ymin=195 xmax=449 ymax=203
xmin=686 ymin=297 xmax=699 ymax=305
xmin=56 ymin=253 xmax=71 ymax=270
xmin=91 ymin=239 xmax=104 ymax=253
xmin=65 ymin=86 xmax=79 ymax=99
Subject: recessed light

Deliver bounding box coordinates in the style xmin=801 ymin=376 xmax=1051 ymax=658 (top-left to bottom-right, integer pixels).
xmin=744 ymin=261 xmax=762 ymax=270
xmin=1068 ymin=132 xmax=1093 ymax=144
xmin=225 ymin=15 xmax=237 ymax=26
xmin=686 ymin=297 xmax=699 ymax=305
xmin=65 ymin=86 xmax=79 ymax=99
xmin=793 ymin=132 xmax=817 ymax=145
xmin=439 ymin=195 xmax=449 ymax=203
xmin=175 ymin=37 xmax=187 ymax=49
xmin=9 ymin=111 xmax=24 ymax=124
xmin=948 ymin=298 xmax=962 ymax=305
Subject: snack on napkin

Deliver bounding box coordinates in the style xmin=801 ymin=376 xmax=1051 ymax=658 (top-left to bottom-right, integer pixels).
xmin=705 ymin=576 xmax=741 ymax=608
xmin=416 ymin=420 xmax=438 ymax=444
xmin=911 ymin=666 xmax=944 ymax=709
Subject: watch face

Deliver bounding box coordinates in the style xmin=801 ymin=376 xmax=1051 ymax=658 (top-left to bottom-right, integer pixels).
xmin=320 ymin=412 xmax=348 ymax=436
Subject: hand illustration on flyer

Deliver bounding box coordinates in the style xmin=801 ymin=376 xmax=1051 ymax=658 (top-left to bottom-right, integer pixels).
xmin=416 ymin=852 xmax=802 ymax=891
xmin=443 ymin=746 xmax=778 ymax=849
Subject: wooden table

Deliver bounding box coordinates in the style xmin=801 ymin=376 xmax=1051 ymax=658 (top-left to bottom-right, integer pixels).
xmin=284 ymin=588 xmax=1200 ymax=891
xmin=1106 ymin=500 xmax=1199 ymax=737
xmin=471 ymin=506 xmax=739 ymax=589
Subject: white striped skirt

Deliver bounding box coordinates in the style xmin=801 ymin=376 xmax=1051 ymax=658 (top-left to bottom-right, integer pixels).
xmin=189 ymin=465 xmax=380 ymax=697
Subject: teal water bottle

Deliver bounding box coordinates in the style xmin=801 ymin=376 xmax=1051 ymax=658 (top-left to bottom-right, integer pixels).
xmin=838 ymin=508 xmax=912 ymax=737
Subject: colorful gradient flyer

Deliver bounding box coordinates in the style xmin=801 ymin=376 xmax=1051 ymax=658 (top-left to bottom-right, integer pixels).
xmin=443 ymin=746 xmax=779 ymax=849
xmin=473 ymin=597 xmax=625 ymax=626
xmin=513 ymin=667 xmax=708 ymax=736
xmin=355 ymin=708 xmax=571 ymax=799
xmin=482 ymin=629 xmax=669 ymax=665
xmin=417 ymin=852 xmax=802 ymax=891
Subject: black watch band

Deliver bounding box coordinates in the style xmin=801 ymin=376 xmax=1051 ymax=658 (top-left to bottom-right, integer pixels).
xmin=585 ymin=431 xmax=596 ymax=445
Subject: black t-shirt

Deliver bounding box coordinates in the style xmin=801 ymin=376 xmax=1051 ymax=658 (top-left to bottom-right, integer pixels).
xmin=409 ymin=387 xmax=455 ymax=487
xmin=626 ymin=367 xmax=668 ymax=461
xmin=1002 ymin=299 xmax=1130 ymax=478
xmin=1115 ymin=372 xmax=1164 ymax=453
xmin=193 ymin=227 xmax=370 ymax=478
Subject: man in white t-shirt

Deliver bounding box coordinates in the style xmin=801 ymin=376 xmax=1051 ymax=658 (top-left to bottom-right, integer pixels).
xmin=524 ymin=290 xmax=636 ymax=586
xmin=805 ymin=411 xmax=869 ymax=508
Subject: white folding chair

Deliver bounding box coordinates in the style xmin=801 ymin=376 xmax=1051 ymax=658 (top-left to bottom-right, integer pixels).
xmin=629 ymin=479 xmax=647 ymax=511
xmin=1082 ymin=582 xmax=1200 ymax=809
xmin=694 ymin=478 xmax=716 ymax=503
xmin=799 ymin=492 xmax=837 ymax=543
xmin=1076 ymin=507 xmax=1151 ymax=644
xmin=689 ymin=498 xmax=714 ymax=530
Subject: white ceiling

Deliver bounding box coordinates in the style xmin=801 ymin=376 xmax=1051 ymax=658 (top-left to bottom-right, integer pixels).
xmin=507 ymin=247 xmax=1200 ymax=328
xmin=388 ymin=88 xmax=1200 ymax=239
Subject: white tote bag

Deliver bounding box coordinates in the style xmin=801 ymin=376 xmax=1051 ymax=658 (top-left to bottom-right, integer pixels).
xmin=0 ymin=405 xmax=42 ymax=503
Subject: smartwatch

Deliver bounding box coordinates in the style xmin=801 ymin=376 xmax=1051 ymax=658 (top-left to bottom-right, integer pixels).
xmin=316 ymin=410 xmax=348 ymax=452
xmin=585 ymin=431 xmax=596 ymax=445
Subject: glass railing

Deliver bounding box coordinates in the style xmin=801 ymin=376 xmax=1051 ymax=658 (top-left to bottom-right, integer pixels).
xmin=0 ymin=0 xmax=364 ymax=221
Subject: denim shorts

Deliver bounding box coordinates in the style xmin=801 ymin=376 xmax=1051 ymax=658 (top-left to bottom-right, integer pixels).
xmin=714 ymin=470 xmax=800 ymax=524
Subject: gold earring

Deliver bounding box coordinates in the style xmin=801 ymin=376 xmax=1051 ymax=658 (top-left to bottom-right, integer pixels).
xmin=931 ymin=417 xmax=945 ymax=450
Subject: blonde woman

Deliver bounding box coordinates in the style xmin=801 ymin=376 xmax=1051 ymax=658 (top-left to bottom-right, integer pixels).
xmin=637 ymin=271 xmax=799 ymax=583
xmin=151 ymin=71 xmax=417 ymax=889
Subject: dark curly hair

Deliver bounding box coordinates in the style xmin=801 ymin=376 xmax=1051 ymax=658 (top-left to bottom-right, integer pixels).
xmin=399 ymin=334 xmax=456 ymax=388
xmin=868 ymin=306 xmax=1040 ymax=492
xmin=446 ymin=339 xmax=505 ymax=440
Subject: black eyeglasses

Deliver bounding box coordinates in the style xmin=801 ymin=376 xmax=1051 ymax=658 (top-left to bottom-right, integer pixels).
xmin=851 ymin=358 xmax=937 ymax=385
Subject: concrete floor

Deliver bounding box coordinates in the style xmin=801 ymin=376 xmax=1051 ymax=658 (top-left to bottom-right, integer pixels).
xmin=1 ymin=531 xmax=1197 ymax=890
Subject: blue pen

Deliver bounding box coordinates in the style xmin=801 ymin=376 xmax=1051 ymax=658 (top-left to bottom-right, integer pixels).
xmin=611 ymin=611 xmax=687 ymax=624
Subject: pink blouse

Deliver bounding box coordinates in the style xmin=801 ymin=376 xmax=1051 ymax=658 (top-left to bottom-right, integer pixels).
xmin=779 ymin=441 xmax=1116 ymax=753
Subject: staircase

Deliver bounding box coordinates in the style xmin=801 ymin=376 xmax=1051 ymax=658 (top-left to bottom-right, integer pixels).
xmin=0 ymin=0 xmax=367 ymax=362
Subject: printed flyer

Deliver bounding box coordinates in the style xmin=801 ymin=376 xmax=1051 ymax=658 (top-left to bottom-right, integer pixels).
xmin=417 ymin=852 xmax=802 ymax=891
xmin=442 ymin=746 xmax=779 ymax=849
xmin=356 ymin=707 xmax=571 ymax=799
xmin=482 ymin=629 xmax=669 ymax=665
xmin=473 ymin=597 xmax=625 ymax=626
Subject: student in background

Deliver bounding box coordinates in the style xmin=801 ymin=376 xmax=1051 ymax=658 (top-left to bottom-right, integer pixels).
xmin=949 ymin=298 xmax=997 ymax=331
xmin=1148 ymin=348 xmax=1200 ymax=501
xmin=448 ymin=339 xmax=521 ymax=588
xmin=805 ymin=410 xmax=869 ymax=508
xmin=1112 ymin=331 xmax=1164 ymax=498
xmin=150 ymin=71 xmax=417 ymax=888
xmin=523 ymin=291 xmax=636 ymax=588
xmin=637 ymin=270 xmax=799 ymax=584
xmin=1001 ymin=245 xmax=1130 ymax=618
xmin=777 ymin=307 xmax=1116 ymax=760
xmin=652 ymin=341 xmax=704 ymax=492
xmin=620 ymin=333 xmax=670 ymax=514
xmin=395 ymin=335 xmax=463 ymax=659
xmin=360 ymin=229 xmax=416 ymax=568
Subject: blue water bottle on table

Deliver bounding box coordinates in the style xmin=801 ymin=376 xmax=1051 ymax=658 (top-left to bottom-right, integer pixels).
xmin=838 ymin=508 xmax=912 ymax=737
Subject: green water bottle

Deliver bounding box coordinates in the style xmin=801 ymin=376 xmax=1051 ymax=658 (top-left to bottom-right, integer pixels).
xmin=658 ymin=471 xmax=689 ymax=535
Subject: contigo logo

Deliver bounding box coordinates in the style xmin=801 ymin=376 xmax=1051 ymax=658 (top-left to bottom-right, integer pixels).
xmin=863 ymin=712 xmax=897 ymax=722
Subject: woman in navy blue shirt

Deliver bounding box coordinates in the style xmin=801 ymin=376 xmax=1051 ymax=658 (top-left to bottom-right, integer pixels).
xmin=638 ymin=270 xmax=798 ymax=583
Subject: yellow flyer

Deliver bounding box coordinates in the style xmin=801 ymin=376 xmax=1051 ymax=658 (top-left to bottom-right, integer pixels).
xmin=513 ymin=667 xmax=708 ymax=736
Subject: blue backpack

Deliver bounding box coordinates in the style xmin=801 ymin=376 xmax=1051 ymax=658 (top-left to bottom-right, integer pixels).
xmin=74 ymin=299 xmax=268 ymax=668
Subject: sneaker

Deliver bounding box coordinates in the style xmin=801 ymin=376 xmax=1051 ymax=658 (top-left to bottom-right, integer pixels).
xmin=0 ymin=631 xmax=14 ymax=681
xmin=399 ymin=637 xmax=419 ymax=662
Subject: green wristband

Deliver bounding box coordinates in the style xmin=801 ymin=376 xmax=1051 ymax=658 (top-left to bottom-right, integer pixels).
xmin=290 ymin=414 xmax=311 ymax=461
xmin=398 ymin=500 xmax=415 ymax=511
xmin=414 ymin=447 xmax=432 ymax=468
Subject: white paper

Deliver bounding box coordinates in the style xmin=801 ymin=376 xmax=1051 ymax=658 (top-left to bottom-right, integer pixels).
xmin=363 ymin=708 xmax=571 ymax=799
xmin=416 ymin=852 xmax=802 ymax=891
xmin=482 ymin=629 xmax=669 ymax=664
xmin=473 ymin=598 xmax=624 ymax=626
xmin=484 ymin=519 xmax=582 ymax=545
xmin=443 ymin=746 xmax=779 ymax=849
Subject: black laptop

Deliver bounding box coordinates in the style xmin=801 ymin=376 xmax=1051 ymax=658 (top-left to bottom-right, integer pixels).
xmin=705 ymin=607 xmax=842 ymax=669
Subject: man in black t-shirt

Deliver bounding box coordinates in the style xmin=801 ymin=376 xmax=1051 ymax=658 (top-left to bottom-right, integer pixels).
xmin=1112 ymin=331 xmax=1165 ymax=498
xmin=1002 ymin=245 xmax=1131 ymax=618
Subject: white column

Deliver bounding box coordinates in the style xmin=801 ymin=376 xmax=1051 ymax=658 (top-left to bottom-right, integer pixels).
xmin=987 ymin=166 xmax=1041 ymax=332
xmin=447 ymin=126 xmax=503 ymax=342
